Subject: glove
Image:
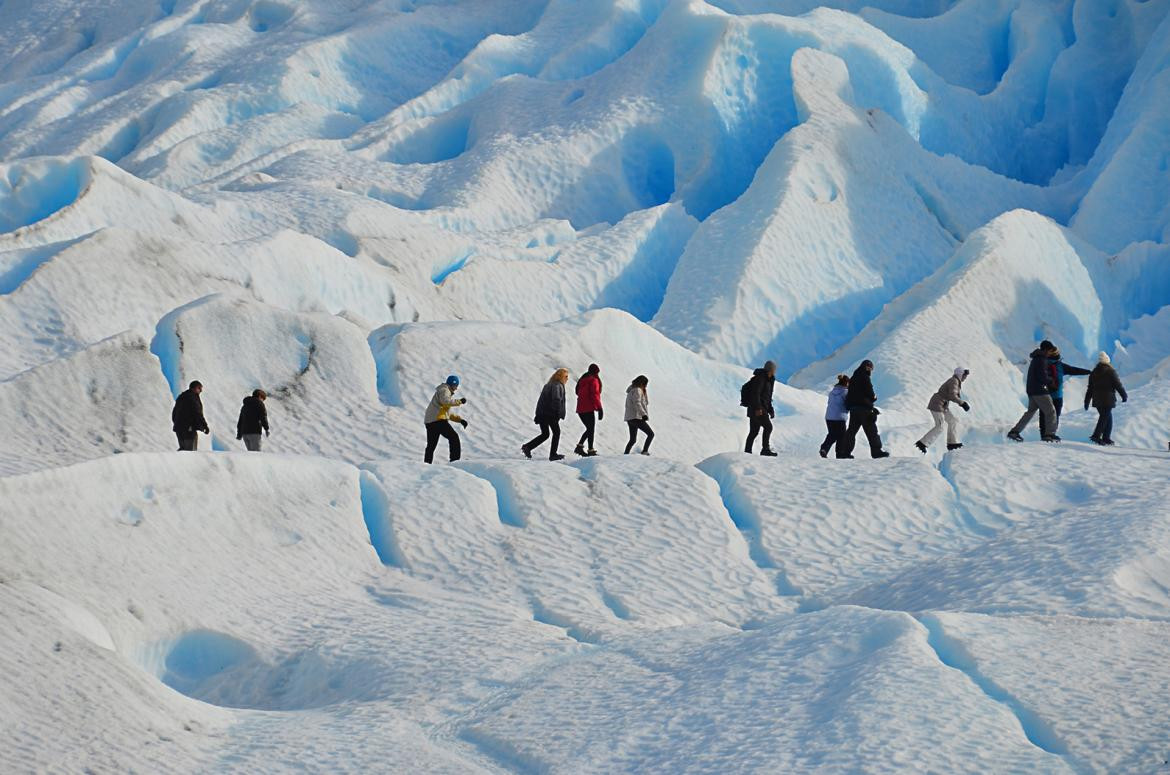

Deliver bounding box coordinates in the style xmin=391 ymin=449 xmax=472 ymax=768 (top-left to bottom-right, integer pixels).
xmin=872 ymin=407 xmax=881 ymax=416
xmin=1122 ymin=396 xmax=1127 ymax=403
xmin=460 ymin=397 xmax=467 ymax=405
xmin=597 ymin=409 xmax=603 ymax=421
xmin=236 ymin=433 xmax=242 ymax=440
xmin=265 ymin=429 xmax=270 ymax=437
xmin=459 ymin=419 xmax=468 ymax=428
xmin=642 ymin=415 xmax=648 ymax=421
xmin=1084 ymin=402 xmax=1091 ymax=411
xmin=769 ymin=408 xmax=775 ymax=418
xmin=961 ymin=402 xmax=970 ymax=412
xmin=202 ymin=425 xmax=210 ymax=434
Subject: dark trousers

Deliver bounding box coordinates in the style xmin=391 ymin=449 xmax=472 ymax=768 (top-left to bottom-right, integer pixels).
xmin=176 ymin=433 xmax=198 ymax=451
xmin=625 ymin=419 xmax=654 ymax=454
xmin=424 ymin=420 xmax=461 ymax=463
xmin=821 ymin=419 xmax=847 ymax=457
xmin=1039 ymin=397 xmax=1064 ymax=437
xmin=1092 ymin=406 xmax=1113 ymax=441
xmin=577 ymin=411 xmax=597 ymax=450
xmin=841 ymin=408 xmax=883 ymax=458
xmin=745 ymin=414 xmax=772 ymax=453
xmin=525 ymin=419 xmax=561 ymax=458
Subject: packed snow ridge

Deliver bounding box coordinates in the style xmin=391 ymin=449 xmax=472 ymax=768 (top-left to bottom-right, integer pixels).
xmin=2 ymin=0 xmax=1170 ymax=772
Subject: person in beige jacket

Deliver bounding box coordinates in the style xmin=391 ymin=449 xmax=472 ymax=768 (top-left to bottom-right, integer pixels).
xmin=916 ymin=368 xmax=970 ymax=453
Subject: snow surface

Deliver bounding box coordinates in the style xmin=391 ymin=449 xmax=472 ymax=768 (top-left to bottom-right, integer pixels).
xmin=3 ymin=0 xmax=1170 ymax=771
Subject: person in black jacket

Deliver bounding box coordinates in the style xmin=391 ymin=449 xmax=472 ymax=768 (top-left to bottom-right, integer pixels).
xmin=1008 ymin=340 xmax=1061 ymax=442
xmin=172 ymin=380 xmax=210 ymax=451
xmin=523 ymin=368 xmax=569 ymax=461
xmin=838 ymin=360 xmax=889 ymax=459
xmin=236 ymin=389 xmax=270 ymax=451
xmin=744 ymin=360 xmax=778 ymax=456
xmin=1039 ymin=347 xmax=1091 ymax=437
xmin=1085 ymin=352 xmax=1128 ymax=445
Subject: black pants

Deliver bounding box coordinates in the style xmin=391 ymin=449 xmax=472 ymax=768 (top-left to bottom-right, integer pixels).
xmin=424 ymin=420 xmax=461 ymax=463
xmin=1039 ymin=396 xmax=1064 ymax=437
xmin=525 ymin=419 xmax=561 ymax=458
xmin=1092 ymin=406 xmax=1113 ymax=441
xmin=577 ymin=411 xmax=597 ymax=450
xmin=821 ymin=419 xmax=847 ymax=457
xmin=745 ymin=413 xmax=772 ymax=453
xmin=176 ymin=433 xmax=198 ymax=451
xmin=625 ymin=419 xmax=654 ymax=454
xmin=841 ymin=408 xmax=883 ymax=458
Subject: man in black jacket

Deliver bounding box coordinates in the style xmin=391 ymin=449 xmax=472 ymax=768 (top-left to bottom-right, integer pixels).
xmin=1008 ymin=340 xmax=1061 ymax=442
xmin=744 ymin=360 xmax=778 ymax=456
xmin=838 ymin=360 xmax=889 ymax=459
xmin=172 ymin=381 xmax=210 ymax=451
xmin=236 ymin=389 xmax=270 ymax=451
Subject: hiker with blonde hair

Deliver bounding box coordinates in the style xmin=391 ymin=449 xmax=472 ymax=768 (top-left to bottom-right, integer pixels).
xmin=523 ymin=368 xmax=569 ymax=461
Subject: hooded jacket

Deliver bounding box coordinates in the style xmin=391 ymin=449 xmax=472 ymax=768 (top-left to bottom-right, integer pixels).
xmin=825 ymin=385 xmax=848 ymax=421
xmin=575 ymin=373 xmax=602 ymax=414
xmin=172 ymin=389 xmax=209 ymax=436
xmin=744 ymin=368 xmax=775 ymax=417
xmin=534 ymin=381 xmax=566 ymax=423
xmin=1085 ymin=363 xmax=1127 ymax=409
xmin=845 ymin=365 xmax=876 ymax=410
xmin=1025 ymin=349 xmax=1057 ymax=396
xmin=425 ymin=384 xmax=463 ymax=424
xmin=624 ymin=385 xmax=649 ymax=422
xmin=1049 ymin=354 xmax=1091 ymax=399
xmin=236 ymin=395 xmax=269 ymax=436
xmin=927 ymin=375 xmax=963 ymax=412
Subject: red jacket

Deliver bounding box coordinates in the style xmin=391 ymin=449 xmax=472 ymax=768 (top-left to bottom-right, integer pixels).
xmin=575 ymin=374 xmax=602 ymax=413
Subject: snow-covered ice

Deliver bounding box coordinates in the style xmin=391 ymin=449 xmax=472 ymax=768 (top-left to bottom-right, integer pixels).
xmin=2 ymin=0 xmax=1170 ymax=771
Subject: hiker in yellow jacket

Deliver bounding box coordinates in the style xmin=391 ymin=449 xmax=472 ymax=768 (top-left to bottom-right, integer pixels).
xmin=424 ymin=375 xmax=467 ymax=464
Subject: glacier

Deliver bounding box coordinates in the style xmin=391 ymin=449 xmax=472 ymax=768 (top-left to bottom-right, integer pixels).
xmin=2 ymin=0 xmax=1170 ymax=772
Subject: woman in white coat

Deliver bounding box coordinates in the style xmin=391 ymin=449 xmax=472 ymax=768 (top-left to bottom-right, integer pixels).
xmin=623 ymin=375 xmax=654 ymax=455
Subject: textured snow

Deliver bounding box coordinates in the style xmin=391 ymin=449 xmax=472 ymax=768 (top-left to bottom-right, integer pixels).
xmin=3 ymin=0 xmax=1170 ymax=771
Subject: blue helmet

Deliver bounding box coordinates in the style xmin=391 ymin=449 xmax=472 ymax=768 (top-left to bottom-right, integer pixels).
xmin=446 ymin=375 xmax=460 ymax=387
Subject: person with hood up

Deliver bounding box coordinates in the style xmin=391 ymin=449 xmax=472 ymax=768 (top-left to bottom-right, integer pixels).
xmin=236 ymin=389 xmax=270 ymax=451
xmin=424 ymin=375 xmax=467 ymax=464
xmin=172 ymin=380 xmax=210 ymax=451
xmin=523 ymin=369 xmax=568 ymax=461
xmin=574 ymin=363 xmax=603 ymax=457
xmin=915 ymin=368 xmax=970 ymax=454
xmin=1039 ymin=346 xmax=1091 ymax=438
xmin=1007 ymin=340 xmax=1061 ymax=442
xmin=839 ymin=360 xmax=890 ymax=459
xmin=623 ymin=375 xmax=654 ymax=455
xmin=743 ymin=360 xmax=778 ymax=456
xmin=819 ymin=374 xmax=850 ymax=458
xmin=1085 ymin=352 xmax=1128 ymax=445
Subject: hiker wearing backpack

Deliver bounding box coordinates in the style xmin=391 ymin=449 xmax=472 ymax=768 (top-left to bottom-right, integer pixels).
xmin=1039 ymin=347 xmax=1091 ymax=437
xmin=1007 ymin=340 xmax=1061 ymax=442
xmin=236 ymin=389 xmax=270 ymax=451
xmin=838 ymin=360 xmax=890 ymax=459
xmin=915 ymin=368 xmax=970 ymax=454
xmin=743 ymin=360 xmax=778 ymax=456
xmin=523 ymin=369 xmax=569 ymax=461
xmin=819 ymin=374 xmax=850 ymax=458
xmin=574 ymin=363 xmax=603 ymax=457
xmin=1085 ymin=352 xmax=1128 ymax=445
xmin=424 ymin=375 xmax=468 ymax=464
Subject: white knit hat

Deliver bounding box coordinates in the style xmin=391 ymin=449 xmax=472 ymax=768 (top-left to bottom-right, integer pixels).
xmin=954 ymin=367 xmax=969 ymax=378
xmin=1098 ymin=351 xmax=1111 ymax=364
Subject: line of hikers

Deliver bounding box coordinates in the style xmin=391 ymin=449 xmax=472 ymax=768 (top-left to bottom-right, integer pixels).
xmin=170 ymin=338 xmax=1130 ymax=460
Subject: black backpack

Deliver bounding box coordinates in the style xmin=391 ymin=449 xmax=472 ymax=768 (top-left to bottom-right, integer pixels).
xmin=740 ymin=376 xmax=757 ymax=408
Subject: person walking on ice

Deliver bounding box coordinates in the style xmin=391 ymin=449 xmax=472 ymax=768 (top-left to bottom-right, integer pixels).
xmin=172 ymin=380 xmax=209 ymax=451
xmin=523 ymin=369 xmax=568 ymax=461
xmin=574 ymin=363 xmax=603 ymax=457
xmin=623 ymin=375 xmax=654 ymax=455
xmin=1007 ymin=340 xmax=1061 ymax=442
xmin=1040 ymin=346 xmax=1091 ymax=438
xmin=742 ymin=360 xmax=778 ymax=456
xmin=839 ymin=360 xmax=890 ymax=458
xmin=424 ymin=375 xmax=468 ymax=464
xmin=819 ymin=374 xmax=850 ymax=458
xmin=916 ymin=368 xmax=970 ymax=454
xmin=1085 ymin=352 xmax=1127 ymax=446
xmin=236 ymin=389 xmax=270 ymax=451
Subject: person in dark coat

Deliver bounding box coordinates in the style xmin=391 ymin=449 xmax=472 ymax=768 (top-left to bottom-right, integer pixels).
xmin=838 ymin=360 xmax=889 ymax=459
xmin=523 ymin=368 xmax=569 ymax=461
xmin=1085 ymin=352 xmax=1128 ymax=445
xmin=236 ymin=389 xmax=270 ymax=451
xmin=574 ymin=364 xmax=603 ymax=457
xmin=744 ymin=360 xmax=778 ymax=456
xmin=172 ymin=380 xmax=209 ymax=451
xmin=1008 ymin=340 xmax=1061 ymax=442
xmin=1039 ymin=347 xmax=1091 ymax=437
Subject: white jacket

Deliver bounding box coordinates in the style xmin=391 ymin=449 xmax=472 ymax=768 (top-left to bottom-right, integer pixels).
xmin=624 ymin=385 xmax=649 ymax=421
